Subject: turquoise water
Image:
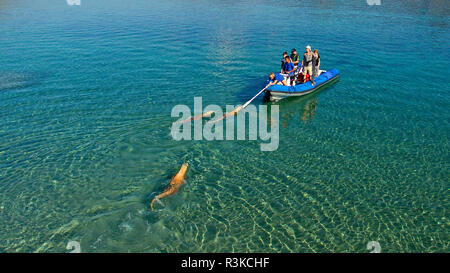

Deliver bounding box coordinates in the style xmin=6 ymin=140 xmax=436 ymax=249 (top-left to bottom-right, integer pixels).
xmin=0 ymin=0 xmax=449 ymax=252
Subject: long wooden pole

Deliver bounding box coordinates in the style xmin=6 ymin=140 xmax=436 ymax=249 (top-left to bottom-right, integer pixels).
xmin=213 ymin=86 xmax=269 ymax=123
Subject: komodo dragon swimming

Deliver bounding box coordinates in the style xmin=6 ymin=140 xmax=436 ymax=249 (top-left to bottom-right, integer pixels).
xmin=150 ymin=163 xmax=188 ymax=211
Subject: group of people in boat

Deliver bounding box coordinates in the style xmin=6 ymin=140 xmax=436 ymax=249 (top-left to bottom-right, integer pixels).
xmin=266 ymin=45 xmax=321 ymax=88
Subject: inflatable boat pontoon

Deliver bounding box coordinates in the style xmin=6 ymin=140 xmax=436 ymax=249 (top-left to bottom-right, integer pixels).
xmin=265 ymin=68 xmax=340 ymax=101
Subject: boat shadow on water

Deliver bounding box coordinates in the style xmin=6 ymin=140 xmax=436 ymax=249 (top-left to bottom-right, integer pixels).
xmin=263 ymin=78 xmax=340 ymax=128
xmin=0 ymin=71 xmax=46 ymax=92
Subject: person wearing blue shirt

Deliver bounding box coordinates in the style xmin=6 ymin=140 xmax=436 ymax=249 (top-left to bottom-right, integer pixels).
xmin=265 ymin=72 xmax=287 ymax=89
xmin=281 ymin=56 xmax=296 ymax=85
xmin=280 ymin=52 xmax=291 ymax=72
xmin=282 ymin=56 xmax=296 ymax=75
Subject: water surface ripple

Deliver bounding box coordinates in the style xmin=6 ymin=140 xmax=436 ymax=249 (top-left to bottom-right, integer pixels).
xmin=0 ymin=0 xmax=448 ymax=252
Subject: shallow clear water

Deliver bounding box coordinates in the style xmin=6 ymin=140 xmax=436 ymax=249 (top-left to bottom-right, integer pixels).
xmin=0 ymin=0 xmax=449 ymax=252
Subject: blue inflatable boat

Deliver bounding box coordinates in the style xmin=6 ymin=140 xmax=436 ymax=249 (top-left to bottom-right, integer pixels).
xmin=265 ymin=68 xmax=340 ymax=101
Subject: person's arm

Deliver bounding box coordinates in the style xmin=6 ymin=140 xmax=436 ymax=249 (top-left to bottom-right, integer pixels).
xmin=286 ymin=65 xmax=295 ymax=74
xmin=265 ymin=80 xmax=276 ymax=89
xmin=318 ymin=58 xmax=320 ymax=69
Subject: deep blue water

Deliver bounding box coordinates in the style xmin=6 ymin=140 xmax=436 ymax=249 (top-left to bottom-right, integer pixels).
xmin=0 ymin=0 xmax=449 ymax=252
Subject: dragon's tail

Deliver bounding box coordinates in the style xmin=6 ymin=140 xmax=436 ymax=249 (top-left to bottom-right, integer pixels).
xmin=150 ymin=196 xmax=164 ymax=211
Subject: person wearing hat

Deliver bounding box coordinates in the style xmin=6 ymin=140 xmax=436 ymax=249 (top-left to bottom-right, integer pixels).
xmin=301 ymin=45 xmax=314 ymax=78
xmin=290 ymin=48 xmax=300 ymax=66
